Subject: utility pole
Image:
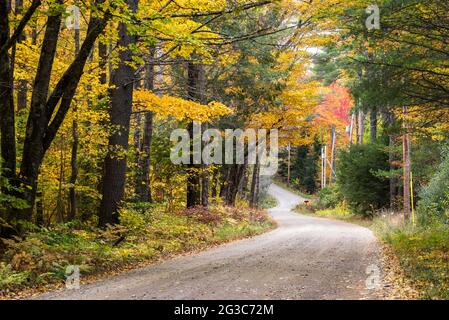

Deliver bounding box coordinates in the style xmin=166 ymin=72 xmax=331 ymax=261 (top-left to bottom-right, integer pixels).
xmin=321 ymin=145 xmax=327 ymax=189
xmin=329 ymin=125 xmax=336 ymax=184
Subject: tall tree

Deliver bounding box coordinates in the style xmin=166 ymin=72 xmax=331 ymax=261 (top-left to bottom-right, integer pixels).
xmin=99 ymin=0 xmax=139 ymax=227
xmin=7 ymin=0 xmax=110 ymax=232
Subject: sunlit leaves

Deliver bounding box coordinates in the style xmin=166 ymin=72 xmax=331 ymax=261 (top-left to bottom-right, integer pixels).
xmin=133 ymin=89 xmax=233 ymax=122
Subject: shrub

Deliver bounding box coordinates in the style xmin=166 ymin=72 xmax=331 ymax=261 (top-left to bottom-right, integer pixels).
xmin=418 ymin=146 xmax=449 ymax=224
xmin=315 ymin=185 xmax=343 ymax=210
xmin=336 ymin=143 xmax=390 ymax=216
xmin=378 ymin=221 xmax=449 ymax=299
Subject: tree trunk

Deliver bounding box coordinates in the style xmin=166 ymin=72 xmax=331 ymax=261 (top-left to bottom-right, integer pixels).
xmin=4 ymin=0 xmax=109 ymax=233
xmin=0 ymin=0 xmax=17 ymax=182
xmin=99 ymin=0 xmax=138 ymax=227
xmin=370 ymin=107 xmax=377 ymax=143
xmin=35 ymin=190 xmax=44 ymax=227
xmin=135 ymin=48 xmax=155 ymax=202
xmin=225 ymin=164 xmax=246 ymax=206
xmin=402 ymin=106 xmax=411 ymax=220
xmin=381 ymin=109 xmax=397 ymax=209
xmin=15 ymin=0 xmax=27 ymax=111
xmin=198 ymin=64 xmax=208 ymax=207
xmin=57 ymin=137 xmax=65 ymax=223
xmin=201 ymin=123 xmax=209 ymax=207
xmin=14 ymin=3 xmax=62 ymax=223
xmin=211 ymin=167 xmax=218 ymax=199
xmin=249 ymin=160 xmax=260 ymax=208
xmin=358 ymin=110 xmax=364 ymax=144
xmin=68 ymin=25 xmax=81 ymax=221
xmin=186 ymin=61 xmax=203 ymax=208
xmin=187 ymin=122 xmax=201 ymax=207
xmin=95 ymin=33 xmax=108 ymax=203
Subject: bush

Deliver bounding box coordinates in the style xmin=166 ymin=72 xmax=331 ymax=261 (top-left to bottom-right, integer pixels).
xmin=378 ymin=221 xmax=449 ymax=299
xmin=418 ymin=146 xmax=449 ymax=224
xmin=315 ymin=185 xmax=343 ymax=210
xmin=336 ymin=143 xmax=390 ymax=216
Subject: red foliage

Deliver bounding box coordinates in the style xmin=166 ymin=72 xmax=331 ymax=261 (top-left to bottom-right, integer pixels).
xmin=315 ymin=83 xmax=353 ymax=128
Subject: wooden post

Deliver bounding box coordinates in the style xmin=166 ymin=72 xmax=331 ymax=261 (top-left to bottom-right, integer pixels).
xmin=287 ymin=143 xmax=291 ymax=186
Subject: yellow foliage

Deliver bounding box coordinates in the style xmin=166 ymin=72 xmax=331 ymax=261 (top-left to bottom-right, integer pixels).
xmin=133 ymin=90 xmax=233 ymax=122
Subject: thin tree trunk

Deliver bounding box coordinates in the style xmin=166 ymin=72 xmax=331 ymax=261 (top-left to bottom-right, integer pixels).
xmin=57 ymin=137 xmax=65 ymax=223
xmin=99 ymin=0 xmax=138 ymax=227
xmin=133 ymin=113 xmax=142 ymax=151
xmin=402 ymin=106 xmax=411 ymax=220
xmin=349 ymin=113 xmax=354 ymax=145
xmin=68 ymin=24 xmax=81 ymax=221
xmin=135 ymin=47 xmax=155 ymax=202
xmin=225 ymin=164 xmax=245 ymax=206
xmin=15 ymin=0 xmax=27 ymax=111
xmin=95 ymin=33 xmax=108 ymax=203
xmin=186 ymin=61 xmax=202 ymax=208
xmin=381 ymin=109 xmax=397 ymax=209
xmin=201 ymin=122 xmax=209 ymax=207
xmin=370 ymin=107 xmax=377 ymax=143
xmin=0 ymin=0 xmax=17 ymax=182
xmin=187 ymin=121 xmax=201 ymax=207
xmin=211 ymin=167 xmax=219 ymax=200
xmin=358 ymin=110 xmax=364 ymax=144
xmin=199 ymin=64 xmax=208 ymax=207
xmin=35 ymin=190 xmax=44 ymax=226
xmin=249 ymin=160 xmax=260 ymax=208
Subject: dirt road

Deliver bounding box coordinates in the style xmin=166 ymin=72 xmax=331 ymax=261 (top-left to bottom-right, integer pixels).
xmin=35 ymin=184 xmax=383 ymax=300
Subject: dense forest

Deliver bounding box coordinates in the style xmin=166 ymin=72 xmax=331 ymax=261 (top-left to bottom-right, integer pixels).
xmin=0 ymin=0 xmax=448 ymax=299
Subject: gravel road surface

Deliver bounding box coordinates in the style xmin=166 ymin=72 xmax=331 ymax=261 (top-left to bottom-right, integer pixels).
xmin=35 ymin=183 xmax=383 ymax=300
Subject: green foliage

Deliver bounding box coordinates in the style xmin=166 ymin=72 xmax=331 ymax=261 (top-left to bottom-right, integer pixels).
xmin=379 ymin=221 xmax=449 ymax=299
xmin=259 ymin=194 xmax=278 ymax=209
xmin=418 ymin=146 xmax=449 ymax=224
xmin=336 ymin=143 xmax=390 ymax=216
xmin=0 ymin=205 xmax=273 ymax=294
xmin=291 ymin=143 xmax=320 ymax=194
xmin=315 ymin=185 xmax=343 ymax=210
xmin=0 ymin=263 xmax=30 ymax=289
xmin=278 ymin=143 xmax=320 ymax=195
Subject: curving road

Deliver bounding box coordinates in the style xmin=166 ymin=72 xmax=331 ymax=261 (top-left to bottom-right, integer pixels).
xmin=35 ymin=184 xmax=383 ymax=300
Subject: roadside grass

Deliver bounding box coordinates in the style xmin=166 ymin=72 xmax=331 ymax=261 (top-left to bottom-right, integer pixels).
xmin=260 ymin=194 xmax=278 ymax=209
xmin=374 ymin=220 xmax=449 ymax=300
xmin=0 ymin=204 xmax=275 ymax=297
xmin=295 ymin=202 xmax=449 ymax=299
xmin=273 ymin=178 xmax=314 ymax=200
xmin=295 ymin=202 xmax=372 ymax=227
